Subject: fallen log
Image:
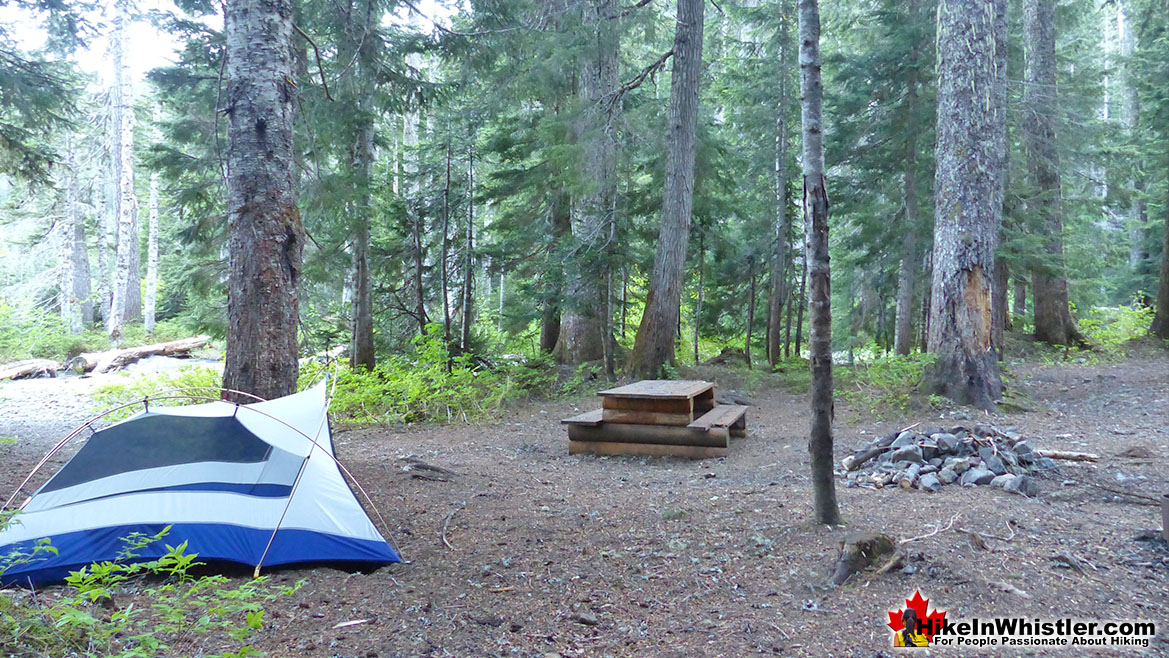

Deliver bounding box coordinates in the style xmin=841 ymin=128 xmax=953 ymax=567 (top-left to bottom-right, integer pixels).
xmin=65 ymin=335 xmax=211 ymax=374
xmin=1035 ymin=449 xmax=1099 ymax=462
xmin=0 ymin=359 xmax=58 ymax=381
xmin=841 ymin=432 xmax=898 ymax=471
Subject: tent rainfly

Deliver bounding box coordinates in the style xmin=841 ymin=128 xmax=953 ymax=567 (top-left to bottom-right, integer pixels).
xmin=0 ymin=382 xmax=399 ymax=586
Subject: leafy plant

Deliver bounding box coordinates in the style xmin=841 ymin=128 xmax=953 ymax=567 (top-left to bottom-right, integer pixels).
xmin=0 ymin=524 xmax=300 ymax=657
xmin=90 ymin=365 xmax=223 ymax=420
xmin=300 ymin=327 xmax=557 ymax=424
xmin=835 ymin=350 xmax=938 ymax=419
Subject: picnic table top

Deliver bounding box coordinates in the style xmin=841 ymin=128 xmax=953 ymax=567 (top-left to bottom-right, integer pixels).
xmin=597 ymin=379 xmax=714 ymax=400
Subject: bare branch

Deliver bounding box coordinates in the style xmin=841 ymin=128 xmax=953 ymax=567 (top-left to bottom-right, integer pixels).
xmin=292 ymin=23 xmax=335 ymax=102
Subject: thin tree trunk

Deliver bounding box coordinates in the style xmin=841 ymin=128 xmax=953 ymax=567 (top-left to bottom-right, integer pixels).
xmin=767 ymin=3 xmax=791 ymax=369
xmin=621 ymin=266 xmax=628 ymax=338
xmin=925 ymin=0 xmax=1006 ymax=410
xmin=222 ymin=0 xmax=304 ymax=401
xmin=108 ymin=0 xmax=137 ymax=343
xmin=799 ymin=0 xmax=839 ymax=526
xmin=783 ymin=261 xmax=795 ymax=358
xmin=630 ymin=0 xmax=704 ymax=379
xmin=145 ymin=155 xmax=159 ymax=334
xmin=96 ymin=171 xmax=111 ymax=326
xmin=693 ymin=234 xmax=704 ymax=365
xmin=1012 ymin=277 xmax=1026 ymax=318
xmin=746 ymin=262 xmax=757 ymax=369
xmin=553 ymin=0 xmax=619 ymax=364
xmin=60 ymin=135 xmax=91 ymax=334
xmin=350 ymin=111 xmax=376 ymax=369
xmin=794 ymin=254 xmax=806 ymax=356
xmin=1152 ymin=167 xmax=1169 ymax=338
xmin=992 ymin=258 xmax=1008 ymax=359
xmin=893 ymin=29 xmax=923 ymax=356
xmin=1118 ymin=0 xmax=1148 ymax=271
xmin=461 ymin=145 xmax=475 ymax=352
xmin=1023 ymin=0 xmax=1085 ymax=347
xmin=442 ymin=143 xmax=452 ymax=343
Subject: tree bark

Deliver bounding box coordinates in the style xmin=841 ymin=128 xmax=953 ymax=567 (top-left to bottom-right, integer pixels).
xmin=794 ymin=253 xmax=806 ymax=356
xmin=553 ymin=0 xmax=619 ymax=365
xmin=693 ymin=233 xmax=704 ymax=364
xmin=766 ymin=3 xmax=792 ymax=369
xmin=1118 ymin=0 xmax=1148 ymax=271
xmin=350 ymin=112 xmax=376 ymax=370
xmin=746 ymin=262 xmax=757 ymax=369
xmin=222 ymin=0 xmax=304 ymax=401
xmin=925 ymin=0 xmax=1006 ymax=411
xmin=630 ymin=0 xmax=704 ymax=379
xmin=1012 ymin=276 xmax=1026 ymax=318
xmin=442 ymin=143 xmax=453 ymax=343
xmin=108 ymin=0 xmax=138 ymax=344
xmin=145 ymin=107 xmax=160 ymax=334
xmin=799 ymin=0 xmax=839 ymax=526
xmin=540 ymin=191 xmax=572 ymax=353
xmin=60 ymin=135 xmax=92 ymax=334
xmin=1023 ymin=0 xmax=1085 ymax=347
xmin=460 ymin=144 xmax=475 ymax=351
xmin=1152 ymin=175 xmax=1169 ymax=338
xmin=893 ymin=129 xmax=919 ymax=355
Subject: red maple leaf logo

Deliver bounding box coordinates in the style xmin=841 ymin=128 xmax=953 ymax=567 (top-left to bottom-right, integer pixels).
xmin=887 ymin=590 xmax=947 ymax=641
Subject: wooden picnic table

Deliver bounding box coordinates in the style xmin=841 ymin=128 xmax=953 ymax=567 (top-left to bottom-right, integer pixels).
xmin=562 ymin=380 xmax=747 ymax=459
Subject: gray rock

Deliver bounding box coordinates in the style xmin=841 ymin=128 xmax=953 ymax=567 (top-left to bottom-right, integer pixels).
xmin=931 ymin=432 xmax=959 ymax=453
xmin=960 ymin=467 xmax=995 ymax=486
xmin=891 ymin=431 xmax=917 ymax=448
xmin=999 ymin=427 xmax=1022 ymax=442
xmin=973 ymin=423 xmax=997 ymax=438
xmin=946 ymin=458 xmax=971 ymax=475
xmin=889 ymin=445 xmax=924 ymax=464
xmin=979 ymin=447 xmax=1008 ymax=475
xmin=928 ymin=457 xmax=943 ymax=467
xmin=1004 ymin=475 xmax=1039 ymax=497
xmin=892 ymin=460 xmax=915 ymax=471
xmin=919 ymin=464 xmax=938 ymax=475
xmin=937 ymin=467 xmax=958 ymax=484
xmin=918 ymin=474 xmax=942 ymax=493
xmin=1035 ymin=457 xmax=1059 ymax=471
xmin=990 ymin=474 xmax=1016 ymax=488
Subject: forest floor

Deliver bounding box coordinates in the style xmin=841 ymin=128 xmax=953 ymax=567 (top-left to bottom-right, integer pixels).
xmin=0 ymin=343 xmax=1166 ymax=656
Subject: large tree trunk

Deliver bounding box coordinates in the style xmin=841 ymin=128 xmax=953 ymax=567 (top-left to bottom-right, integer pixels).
xmin=990 ymin=0 xmax=1010 ymax=359
xmin=108 ymin=0 xmax=138 ymax=344
xmin=222 ymin=0 xmax=304 ymax=401
xmin=629 ymin=0 xmax=704 ymax=379
xmin=925 ymin=0 xmax=1006 ymax=411
xmin=350 ymin=113 xmax=376 ymax=370
xmin=1023 ymin=0 xmax=1085 ymax=347
xmin=799 ymin=0 xmax=839 ymax=526
xmin=553 ymin=0 xmax=619 ymax=365
xmin=766 ymin=3 xmax=791 ymax=369
xmin=145 ymin=107 xmax=160 ymax=335
xmin=539 ymin=191 xmax=571 ymax=353
xmin=60 ymin=135 xmax=92 ymax=334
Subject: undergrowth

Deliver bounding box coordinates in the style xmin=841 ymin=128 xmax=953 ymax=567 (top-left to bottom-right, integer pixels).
xmin=300 ymin=328 xmax=557 ymax=424
xmin=835 ymin=351 xmax=938 ymax=419
xmin=0 ymin=524 xmax=300 ymax=657
xmin=0 ymin=303 xmax=194 ymax=363
xmin=91 ymin=365 xmax=223 ymax=420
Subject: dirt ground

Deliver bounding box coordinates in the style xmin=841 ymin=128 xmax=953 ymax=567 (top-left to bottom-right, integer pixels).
xmin=1 ymin=346 xmax=1167 ymax=657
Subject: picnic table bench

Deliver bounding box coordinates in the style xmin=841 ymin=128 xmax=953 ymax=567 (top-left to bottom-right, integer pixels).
xmin=562 ymin=380 xmax=747 ymax=459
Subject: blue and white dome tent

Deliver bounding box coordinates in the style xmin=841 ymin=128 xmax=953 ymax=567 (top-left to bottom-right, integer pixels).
xmin=0 ymin=380 xmax=400 ymax=586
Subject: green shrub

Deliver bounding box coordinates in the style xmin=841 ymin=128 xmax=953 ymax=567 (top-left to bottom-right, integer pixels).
xmin=300 ymin=329 xmax=556 ymax=424
xmin=90 ymin=365 xmax=223 ymax=420
xmin=0 ymin=302 xmax=196 ymax=363
xmin=1078 ymin=304 xmax=1155 ymax=353
xmin=0 ymin=524 xmax=300 ymax=657
xmin=835 ymin=350 xmax=938 ymax=418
